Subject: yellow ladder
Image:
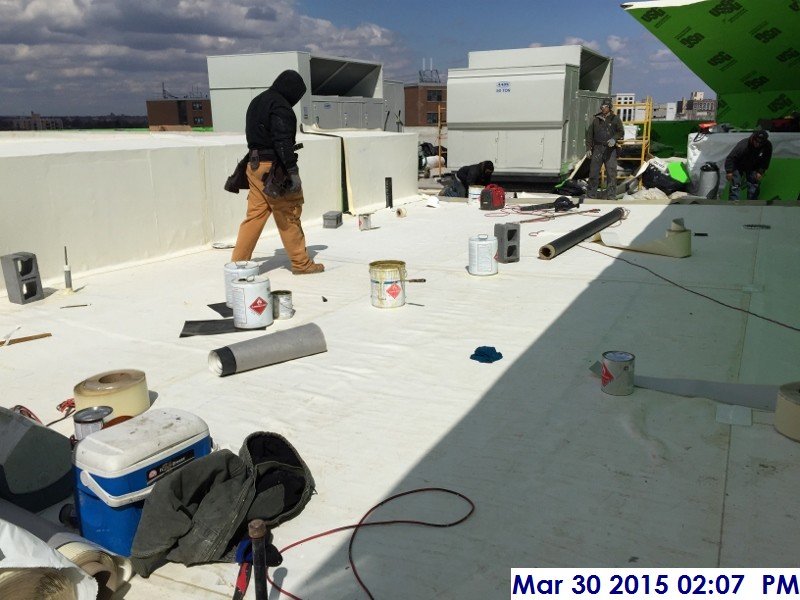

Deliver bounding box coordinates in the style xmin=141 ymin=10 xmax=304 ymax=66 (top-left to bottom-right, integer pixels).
xmin=614 ymin=97 xmax=653 ymax=192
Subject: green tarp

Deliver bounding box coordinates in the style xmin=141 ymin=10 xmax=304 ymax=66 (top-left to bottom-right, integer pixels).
xmin=623 ymin=0 xmax=800 ymax=127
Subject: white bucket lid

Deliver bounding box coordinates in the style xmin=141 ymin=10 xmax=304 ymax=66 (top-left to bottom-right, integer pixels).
xmin=74 ymin=408 xmax=209 ymax=475
xmin=224 ymin=260 xmax=259 ymax=272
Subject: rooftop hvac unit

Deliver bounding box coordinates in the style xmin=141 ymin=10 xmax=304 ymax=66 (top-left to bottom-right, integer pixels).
xmin=207 ymin=51 xmax=392 ymax=132
xmin=447 ymin=45 xmax=613 ymax=182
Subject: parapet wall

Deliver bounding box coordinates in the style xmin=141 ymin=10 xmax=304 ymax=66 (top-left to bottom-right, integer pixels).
xmin=0 ymin=131 xmax=348 ymax=296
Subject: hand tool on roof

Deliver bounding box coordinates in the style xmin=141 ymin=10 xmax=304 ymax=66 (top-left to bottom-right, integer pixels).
xmin=518 ymin=196 xmax=581 ymax=212
xmin=0 ymin=326 xmax=21 ymax=347
xmin=249 ymin=520 xmax=269 ymax=600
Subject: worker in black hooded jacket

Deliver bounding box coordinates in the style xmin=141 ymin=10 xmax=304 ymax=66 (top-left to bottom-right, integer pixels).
xmin=455 ymin=161 xmax=494 ymax=197
xmin=724 ymin=130 xmax=772 ymax=200
xmin=585 ymin=98 xmax=624 ymax=199
xmin=231 ymin=69 xmax=324 ymax=275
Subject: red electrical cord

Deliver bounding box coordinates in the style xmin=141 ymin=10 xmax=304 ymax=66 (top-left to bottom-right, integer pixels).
xmin=266 ymin=487 xmax=475 ymax=600
xmin=11 ymin=398 xmax=75 ymax=427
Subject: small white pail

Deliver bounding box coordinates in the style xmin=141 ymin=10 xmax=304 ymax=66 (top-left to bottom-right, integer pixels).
xmin=358 ymin=214 xmax=373 ymax=231
xmin=468 ymin=186 xmax=483 ymax=207
xmin=224 ymin=261 xmax=260 ymax=307
xmin=468 ymin=234 xmax=498 ymax=276
xmin=231 ymin=275 xmax=273 ymax=329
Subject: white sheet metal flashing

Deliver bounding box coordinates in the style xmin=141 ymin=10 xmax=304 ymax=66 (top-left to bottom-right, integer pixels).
xmin=2 ymin=200 xmax=800 ymax=598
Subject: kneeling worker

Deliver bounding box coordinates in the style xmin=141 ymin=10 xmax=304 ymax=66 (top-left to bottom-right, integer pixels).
xmin=724 ymin=130 xmax=772 ymax=200
xmin=455 ymin=161 xmax=494 ymax=197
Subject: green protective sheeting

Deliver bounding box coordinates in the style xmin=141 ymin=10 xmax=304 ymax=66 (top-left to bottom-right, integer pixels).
xmin=623 ymin=0 xmax=800 ymax=127
xmin=651 ymin=120 xmax=704 ymax=157
xmin=667 ymin=161 xmax=691 ymax=182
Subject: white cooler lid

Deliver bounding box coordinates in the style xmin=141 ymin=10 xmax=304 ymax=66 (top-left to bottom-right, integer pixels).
xmin=74 ymin=408 xmax=209 ymax=475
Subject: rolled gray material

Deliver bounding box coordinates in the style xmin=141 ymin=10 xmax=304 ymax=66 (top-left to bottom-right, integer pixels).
xmin=208 ymin=323 xmax=327 ymax=377
xmin=0 ymin=497 xmax=66 ymax=543
xmin=539 ymin=207 xmax=625 ymax=260
xmin=0 ymin=498 xmax=133 ymax=596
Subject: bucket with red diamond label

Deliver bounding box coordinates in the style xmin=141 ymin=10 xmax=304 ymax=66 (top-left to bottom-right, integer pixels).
xmin=369 ymin=260 xmax=406 ymax=308
xmin=231 ymin=275 xmax=274 ymax=329
xmin=601 ymin=350 xmax=635 ymax=396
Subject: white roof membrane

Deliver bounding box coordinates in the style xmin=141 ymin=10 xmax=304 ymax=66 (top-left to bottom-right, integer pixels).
xmin=2 ymin=197 xmax=799 ymax=597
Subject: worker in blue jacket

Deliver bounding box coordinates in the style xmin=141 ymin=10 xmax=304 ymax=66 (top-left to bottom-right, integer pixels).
xmin=724 ymin=130 xmax=772 ymax=200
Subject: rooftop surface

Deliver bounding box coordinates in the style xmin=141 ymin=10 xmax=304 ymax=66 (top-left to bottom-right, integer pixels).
xmin=2 ymin=197 xmax=799 ymax=598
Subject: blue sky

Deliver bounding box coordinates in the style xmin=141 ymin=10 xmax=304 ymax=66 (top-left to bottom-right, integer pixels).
xmin=0 ymin=0 xmax=712 ymax=116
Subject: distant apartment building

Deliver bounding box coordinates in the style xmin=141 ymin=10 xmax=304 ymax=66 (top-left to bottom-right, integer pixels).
xmin=615 ymin=93 xmax=636 ymax=121
xmin=146 ymin=98 xmax=213 ymax=128
xmin=404 ymin=83 xmax=446 ymax=126
xmin=614 ymin=93 xmax=647 ymax=122
xmin=676 ymin=91 xmax=717 ymax=121
xmin=653 ymin=102 xmax=678 ymax=121
xmin=404 ymin=65 xmax=447 ymax=127
xmin=11 ymin=112 xmax=63 ymax=130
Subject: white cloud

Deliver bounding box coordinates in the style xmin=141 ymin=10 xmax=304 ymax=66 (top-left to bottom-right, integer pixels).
xmin=606 ymin=35 xmax=626 ymax=53
xmin=646 ymin=48 xmax=680 ymax=70
xmin=0 ymin=0 xmax=412 ymax=114
xmin=563 ymin=36 xmax=600 ymax=52
xmin=649 ymin=48 xmax=675 ymax=62
xmin=528 ymin=42 xmax=543 ymax=48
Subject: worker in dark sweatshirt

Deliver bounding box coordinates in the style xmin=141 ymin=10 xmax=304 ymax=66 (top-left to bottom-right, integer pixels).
xmin=724 ymin=130 xmax=772 ymax=200
xmin=585 ymin=98 xmax=625 ymax=199
xmin=456 ymin=161 xmax=494 ymax=196
xmin=231 ymin=69 xmax=324 ymax=275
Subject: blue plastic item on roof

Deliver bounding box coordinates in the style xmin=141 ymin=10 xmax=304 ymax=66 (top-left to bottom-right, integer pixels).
xmin=470 ymin=346 xmax=503 ymax=364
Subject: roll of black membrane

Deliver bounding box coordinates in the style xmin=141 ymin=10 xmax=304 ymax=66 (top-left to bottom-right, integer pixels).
xmin=208 ymin=323 xmax=327 ymax=376
xmin=538 ymin=207 xmax=625 ymax=260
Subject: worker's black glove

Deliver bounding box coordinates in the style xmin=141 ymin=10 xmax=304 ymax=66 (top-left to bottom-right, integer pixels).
xmin=287 ymin=169 xmax=302 ymax=193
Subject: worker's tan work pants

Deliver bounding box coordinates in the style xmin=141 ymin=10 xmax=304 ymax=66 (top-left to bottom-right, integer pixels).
xmin=231 ymin=161 xmax=313 ymax=271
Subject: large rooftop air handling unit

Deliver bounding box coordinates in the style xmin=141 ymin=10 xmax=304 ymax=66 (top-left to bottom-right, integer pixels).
xmin=207 ymin=51 xmax=400 ymax=133
xmin=447 ymin=45 xmax=613 ymax=183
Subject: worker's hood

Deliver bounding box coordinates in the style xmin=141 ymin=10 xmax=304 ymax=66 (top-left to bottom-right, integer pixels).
xmin=271 ymin=70 xmax=307 ymax=107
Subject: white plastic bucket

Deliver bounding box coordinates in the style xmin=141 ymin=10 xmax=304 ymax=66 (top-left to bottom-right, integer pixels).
xmin=468 ymin=234 xmax=498 ymax=276
xmin=358 ymin=214 xmax=373 ymax=231
xmin=468 ymin=186 xmax=483 ymax=206
xmin=231 ymin=275 xmax=273 ymax=329
xmin=369 ymin=260 xmax=406 ymax=308
xmin=224 ymin=261 xmax=260 ymax=307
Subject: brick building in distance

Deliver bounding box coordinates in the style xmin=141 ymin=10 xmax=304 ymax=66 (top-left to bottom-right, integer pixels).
xmin=404 ymin=64 xmax=446 ymax=127
xmin=146 ymin=84 xmax=213 ymax=129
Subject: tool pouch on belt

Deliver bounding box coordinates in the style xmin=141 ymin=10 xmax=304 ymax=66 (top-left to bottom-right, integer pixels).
xmin=249 ymin=149 xmax=260 ymax=171
xmin=224 ymin=153 xmax=250 ymax=194
xmin=263 ymin=160 xmax=289 ymax=198
xmin=263 ymin=162 xmax=303 ymax=207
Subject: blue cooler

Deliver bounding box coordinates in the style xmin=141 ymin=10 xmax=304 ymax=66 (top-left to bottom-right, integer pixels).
xmin=73 ymin=407 xmax=211 ymax=556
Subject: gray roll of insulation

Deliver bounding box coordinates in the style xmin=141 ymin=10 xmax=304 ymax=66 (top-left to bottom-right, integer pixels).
xmin=208 ymin=323 xmax=327 ymax=376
